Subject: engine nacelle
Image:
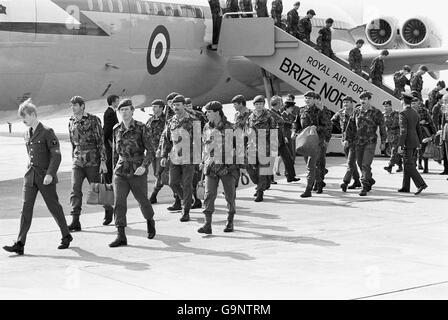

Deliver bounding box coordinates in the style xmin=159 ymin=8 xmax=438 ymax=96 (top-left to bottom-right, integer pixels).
xmin=400 ymin=17 xmax=442 ymax=48
xmin=365 ymin=17 xmax=399 ymax=49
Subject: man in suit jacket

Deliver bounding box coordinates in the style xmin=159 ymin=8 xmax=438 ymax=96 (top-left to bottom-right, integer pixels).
xmin=398 ymin=93 xmax=428 ymax=195
xmin=3 ymin=100 xmax=72 ymax=255
xmin=104 ymin=95 xmax=119 ymax=181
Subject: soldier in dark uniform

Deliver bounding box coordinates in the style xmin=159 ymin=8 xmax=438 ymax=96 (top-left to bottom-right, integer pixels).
xmin=412 ymin=97 xmax=436 ymax=173
xmin=271 ymin=0 xmax=283 ymax=28
xmin=246 ymin=95 xmax=276 ymax=202
xmin=286 ymin=2 xmax=300 ymax=38
xmin=232 ymin=95 xmax=252 ymax=183
xmin=393 ymin=65 xmax=411 ymax=99
xmin=109 ymin=99 xmax=156 ymax=247
xmin=316 ymin=18 xmax=334 ymax=58
xmin=239 ymin=0 xmax=253 ymax=17
xmin=427 ymin=80 xmax=446 ymax=113
xmin=282 ymin=100 xmax=297 ymax=162
xmin=348 ymin=39 xmax=364 ymax=76
xmin=103 ymin=95 xmax=119 ymax=225
xmin=269 ymin=96 xmax=299 ymax=182
xmin=160 ymin=95 xmax=196 ymax=222
xmin=198 ymin=101 xmax=239 ymax=234
xmin=255 ymin=0 xmax=268 ymax=17
xmin=369 ymin=50 xmax=389 ymax=87
xmin=67 ymin=96 xmax=110 ymax=232
xmin=146 ymin=99 xmax=167 ymax=204
xmin=346 ymin=92 xmax=387 ymax=196
xmin=3 ymin=100 xmax=72 ymax=255
xmin=331 ymin=96 xmax=361 ymax=191
xmin=292 ymin=91 xmax=330 ymax=197
xmin=440 ymin=94 xmax=448 ymax=176
xmin=410 ymin=65 xmax=429 ymax=101
xmin=383 ymin=100 xmax=403 ymax=174
xmin=297 ymin=9 xmax=315 ymax=44
xmin=208 ymin=0 xmax=222 ymax=50
xmin=226 ymin=0 xmax=239 ymax=14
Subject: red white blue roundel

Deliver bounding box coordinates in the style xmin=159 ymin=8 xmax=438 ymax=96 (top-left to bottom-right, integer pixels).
xmin=147 ymin=25 xmax=170 ymax=75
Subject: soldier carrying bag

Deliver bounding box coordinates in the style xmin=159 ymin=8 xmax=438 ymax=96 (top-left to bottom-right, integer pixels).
xmin=196 ymin=172 xmax=205 ymax=200
xmin=295 ymin=125 xmax=319 ymax=156
xmin=87 ymin=174 xmax=114 ymax=207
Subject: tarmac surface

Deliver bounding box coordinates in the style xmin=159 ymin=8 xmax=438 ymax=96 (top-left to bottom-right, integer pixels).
xmin=1 ymin=107 xmax=448 ymax=300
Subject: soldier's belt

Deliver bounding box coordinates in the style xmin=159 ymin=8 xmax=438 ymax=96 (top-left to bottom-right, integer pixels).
xmin=118 ymin=155 xmax=144 ymax=162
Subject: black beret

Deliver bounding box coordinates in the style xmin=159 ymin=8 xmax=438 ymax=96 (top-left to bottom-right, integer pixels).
xmin=437 ymin=80 xmax=446 ymax=88
xmin=204 ymin=101 xmax=223 ymax=112
xmin=185 ymin=98 xmax=192 ymax=105
xmin=253 ymin=95 xmax=266 ymax=104
xmin=284 ymin=101 xmax=296 ymax=108
xmin=294 ymin=1 xmax=301 ymax=6
xmin=304 ymin=91 xmax=316 ymax=98
xmin=172 ymin=95 xmax=186 ymax=104
xmin=307 ymin=9 xmax=316 ymax=15
xmin=382 ymin=100 xmax=392 ymax=106
xmin=359 ymin=91 xmax=372 ymax=99
xmin=118 ymin=99 xmax=133 ymax=110
xmin=151 ymin=99 xmax=165 ymax=108
xmin=401 ymin=92 xmax=413 ymax=104
xmin=166 ymin=92 xmax=180 ymax=102
xmin=231 ymin=95 xmax=246 ymax=104
xmin=326 ymin=18 xmax=334 ymax=24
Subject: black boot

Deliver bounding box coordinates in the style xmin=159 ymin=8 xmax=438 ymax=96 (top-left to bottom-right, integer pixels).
xmin=147 ymin=219 xmax=156 ymax=239
xmin=191 ymin=198 xmax=202 ymax=209
xmin=167 ymin=197 xmax=182 ymax=211
xmin=423 ymin=159 xmax=429 ymax=174
xmin=68 ymin=215 xmax=81 ymax=232
xmin=396 ymin=164 xmax=403 ymax=173
xmin=149 ymin=192 xmax=158 ymax=204
xmin=300 ymin=188 xmax=312 ymax=198
xmin=384 ymin=165 xmax=392 ymax=174
xmin=254 ymin=191 xmax=264 ymax=202
xmin=224 ymin=214 xmax=234 ymax=233
xmin=109 ymin=226 xmax=127 ymax=247
xmin=348 ymin=180 xmax=361 ymax=189
xmin=103 ymin=209 xmax=113 ymax=226
xmin=58 ymin=234 xmax=73 ymax=249
xmin=180 ymin=210 xmax=190 ymax=222
xmin=3 ymin=241 xmax=24 ymax=255
xmin=340 ymin=183 xmax=348 ymax=192
xmin=418 ymin=158 xmax=423 ymax=170
xmin=198 ymin=213 xmax=212 ymax=234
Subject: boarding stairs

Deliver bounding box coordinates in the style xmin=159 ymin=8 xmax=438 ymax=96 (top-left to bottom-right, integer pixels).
xmin=217 ymin=15 xmax=400 ymax=109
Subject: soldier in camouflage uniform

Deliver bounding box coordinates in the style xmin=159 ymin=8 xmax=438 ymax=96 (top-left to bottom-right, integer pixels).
xmin=297 ymin=9 xmax=315 ymax=44
xmin=393 ymin=65 xmax=411 ymax=99
xmin=346 ymin=92 xmax=387 ymax=196
xmin=271 ymin=0 xmax=283 ymax=28
xmin=315 ymin=94 xmax=333 ymax=190
xmin=160 ymin=95 xmax=197 ymax=222
xmin=316 ymin=18 xmax=334 ymax=59
xmin=382 ymin=100 xmax=403 ymax=174
xmin=246 ymin=95 xmax=277 ymax=202
xmin=412 ymin=97 xmax=436 ymax=173
xmin=410 ymin=65 xmax=429 ymax=102
xmin=109 ymin=99 xmax=156 ymax=247
xmin=427 ymin=80 xmax=446 ymax=113
xmin=198 ymin=101 xmax=239 ymax=235
xmin=292 ymin=91 xmax=331 ymax=197
xmin=226 ymin=0 xmax=239 ymax=14
xmin=255 ymin=0 xmax=268 ymax=17
xmin=369 ymin=50 xmax=389 ymax=87
xmin=67 ymin=96 xmax=110 ymax=232
xmin=286 ymin=2 xmax=300 ymax=38
xmin=331 ymin=96 xmax=361 ymax=191
xmin=348 ymin=39 xmax=364 ymax=76
xmin=146 ymin=99 xmax=167 ymax=204
xmin=239 ymin=0 xmax=253 ymax=17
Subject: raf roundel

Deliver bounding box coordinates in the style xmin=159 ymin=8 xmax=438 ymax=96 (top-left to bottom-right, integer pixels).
xmin=147 ymin=25 xmax=170 ymax=75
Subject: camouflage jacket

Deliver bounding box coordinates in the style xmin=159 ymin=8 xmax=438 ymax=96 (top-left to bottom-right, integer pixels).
xmin=348 ymin=47 xmax=362 ymax=73
xmin=209 ymin=0 xmax=222 ymax=16
xmin=415 ymin=104 xmax=436 ymax=136
xmin=321 ymin=106 xmax=333 ymax=142
xmin=186 ymin=108 xmax=207 ymax=131
xmin=271 ymin=0 xmax=283 ymax=17
xmin=297 ymin=17 xmax=312 ymax=41
xmin=281 ymin=111 xmax=296 ymax=132
xmin=161 ymin=112 xmax=197 ymax=165
xmin=269 ymin=108 xmax=288 ymax=145
xmin=346 ymin=106 xmax=386 ymax=146
xmin=294 ymin=104 xmax=330 ymax=141
xmin=331 ymin=108 xmax=353 ymax=143
xmin=68 ymin=113 xmax=106 ymax=168
xmin=287 ymin=9 xmax=299 ymax=29
xmin=432 ymin=102 xmax=443 ymax=131
xmin=370 ymin=57 xmax=384 ymax=82
xmin=427 ymin=88 xmax=443 ymax=110
xmin=383 ymin=110 xmax=400 ymax=143
xmin=317 ymin=27 xmax=332 ymax=49
xmin=247 ymin=109 xmax=277 ymax=158
xmin=113 ymin=119 xmax=155 ymax=177
xmin=410 ymin=73 xmax=423 ymax=92
xmin=202 ymin=117 xmax=239 ymax=177
xmin=226 ymin=0 xmax=239 ymax=12
xmin=255 ymin=0 xmax=268 ymax=17
xmin=239 ymin=0 xmax=252 ymax=12
xmin=234 ymin=109 xmax=252 ymax=131
xmin=146 ymin=113 xmax=166 ymax=154
xmin=393 ymin=71 xmax=410 ymax=92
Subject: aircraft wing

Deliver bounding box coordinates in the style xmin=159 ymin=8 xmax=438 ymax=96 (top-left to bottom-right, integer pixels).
xmin=339 ymin=48 xmax=448 ymax=79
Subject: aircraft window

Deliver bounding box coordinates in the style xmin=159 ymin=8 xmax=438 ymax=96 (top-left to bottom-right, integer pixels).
xmin=195 ymin=7 xmax=203 ymax=19
xmin=107 ymin=0 xmax=113 ymax=12
xmin=97 ymin=0 xmax=103 ymax=11
xmin=173 ymin=5 xmax=181 ymax=17
xmin=156 ymin=3 xmax=165 ymax=16
xmin=181 ymin=6 xmax=188 ymax=16
xmin=165 ymin=6 xmax=173 ymax=16
xmin=117 ymin=0 xmax=123 ymax=12
xmin=148 ymin=3 xmax=156 ymax=15
xmin=136 ymin=0 xmax=142 ymax=14
xmin=88 ymin=0 xmax=94 ymax=10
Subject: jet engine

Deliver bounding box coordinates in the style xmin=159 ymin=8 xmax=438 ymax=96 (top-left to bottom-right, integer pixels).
xmin=400 ymin=17 xmax=442 ymax=48
xmin=365 ymin=17 xmax=399 ymax=49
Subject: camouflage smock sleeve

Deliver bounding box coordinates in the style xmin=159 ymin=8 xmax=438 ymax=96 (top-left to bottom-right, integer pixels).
xmin=142 ymin=125 xmax=155 ymax=168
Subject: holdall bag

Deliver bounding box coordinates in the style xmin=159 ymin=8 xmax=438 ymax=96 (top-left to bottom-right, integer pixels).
xmin=160 ymin=162 xmax=170 ymax=185
xmin=196 ymin=172 xmax=205 ymax=200
xmin=295 ymin=126 xmax=319 ymax=156
xmin=423 ymin=142 xmax=443 ymax=161
xmin=87 ymin=174 xmax=114 ymax=206
xmin=86 ymin=183 xmax=100 ymax=205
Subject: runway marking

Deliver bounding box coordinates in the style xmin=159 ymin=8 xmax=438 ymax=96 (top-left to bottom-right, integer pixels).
xmin=353 ymin=280 xmax=448 ymax=300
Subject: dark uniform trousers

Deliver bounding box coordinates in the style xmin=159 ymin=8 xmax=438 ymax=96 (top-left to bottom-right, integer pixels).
xmin=70 ymin=165 xmax=112 ymax=216
xmin=114 ymin=172 xmax=154 ymax=227
xmin=247 ymin=163 xmax=271 ymax=192
xmin=343 ymin=145 xmax=360 ymax=184
xmin=169 ymin=163 xmax=194 ymax=212
xmin=105 ymin=143 xmax=113 ymax=183
xmin=203 ymin=173 xmax=237 ymax=215
xmin=278 ymin=142 xmax=296 ymax=179
xmin=356 ymin=143 xmax=376 ymax=189
xmin=402 ymin=148 xmax=426 ymax=190
xmin=19 ymin=171 xmax=70 ymax=244
xmin=304 ymin=143 xmax=325 ymax=189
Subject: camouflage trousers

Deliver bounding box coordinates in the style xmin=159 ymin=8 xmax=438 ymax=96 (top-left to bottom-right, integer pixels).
xmin=388 ymin=138 xmax=402 ymax=168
